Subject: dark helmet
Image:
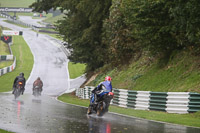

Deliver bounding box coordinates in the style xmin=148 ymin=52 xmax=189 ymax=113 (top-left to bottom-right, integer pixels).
xmin=19 ymin=72 xmax=24 ymax=77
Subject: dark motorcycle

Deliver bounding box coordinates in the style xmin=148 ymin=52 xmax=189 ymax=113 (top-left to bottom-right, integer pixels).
xmin=87 ymin=91 xmax=114 ymax=116
xmin=33 ymin=85 xmax=42 ymax=97
xmin=13 ymin=81 xmax=23 ymax=99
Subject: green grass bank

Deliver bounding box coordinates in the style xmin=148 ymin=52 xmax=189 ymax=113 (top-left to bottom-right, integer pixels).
xmin=89 ymin=50 xmax=200 ymax=93
xmin=0 ymin=0 xmax=35 ymax=7
xmin=0 ymin=129 xmax=12 ymax=133
xmin=0 ymin=61 xmax=13 ymax=69
xmin=0 ymin=37 xmax=13 ymax=69
xmin=68 ymin=62 xmax=86 ymax=79
xmin=0 ymin=41 xmax=10 ymax=55
xmin=0 ymin=36 xmax=33 ymax=92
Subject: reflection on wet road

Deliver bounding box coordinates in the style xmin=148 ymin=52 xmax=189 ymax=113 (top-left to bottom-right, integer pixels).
xmin=0 ymin=93 xmax=199 ymax=133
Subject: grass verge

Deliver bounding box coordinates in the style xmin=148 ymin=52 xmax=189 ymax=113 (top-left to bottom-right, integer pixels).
xmin=0 ymin=36 xmax=34 ymax=92
xmin=58 ymin=93 xmax=200 ymax=128
xmin=89 ymin=50 xmax=200 ymax=93
xmin=3 ymin=20 xmax=28 ymax=28
xmin=43 ymin=13 xmax=65 ymax=25
xmin=68 ymin=62 xmax=86 ymax=79
xmin=0 ymin=0 xmax=35 ymax=7
xmin=0 ymin=129 xmax=12 ymax=133
xmin=0 ymin=61 xmax=13 ymax=69
xmin=0 ymin=41 xmax=10 ymax=55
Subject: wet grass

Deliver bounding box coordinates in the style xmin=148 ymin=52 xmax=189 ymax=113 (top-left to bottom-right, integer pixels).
xmin=89 ymin=50 xmax=200 ymax=93
xmin=0 ymin=36 xmax=33 ymax=92
xmin=0 ymin=0 xmax=35 ymax=7
xmin=3 ymin=20 xmax=28 ymax=28
xmin=8 ymin=12 xmax=34 ymax=17
xmin=46 ymin=33 xmax=63 ymax=40
xmin=58 ymin=93 xmax=90 ymax=107
xmin=0 ymin=129 xmax=13 ymax=133
xmin=58 ymin=93 xmax=200 ymax=128
xmin=0 ymin=37 xmax=14 ymax=74
xmin=68 ymin=62 xmax=86 ymax=79
xmin=0 ymin=41 xmax=10 ymax=55
xmin=0 ymin=61 xmax=13 ymax=69
xmin=43 ymin=13 xmax=65 ymax=25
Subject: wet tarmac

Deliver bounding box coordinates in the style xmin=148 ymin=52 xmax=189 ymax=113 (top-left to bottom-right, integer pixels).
xmin=0 ymin=93 xmax=200 ymax=133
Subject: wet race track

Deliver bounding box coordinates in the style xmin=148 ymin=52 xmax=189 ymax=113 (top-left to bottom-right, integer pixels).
xmin=1 ymin=93 xmax=200 ymax=133
xmin=0 ymin=17 xmax=200 ymax=133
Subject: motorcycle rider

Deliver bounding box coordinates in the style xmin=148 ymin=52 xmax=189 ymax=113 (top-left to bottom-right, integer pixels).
xmin=12 ymin=72 xmax=26 ymax=95
xmin=91 ymin=76 xmax=113 ymax=104
xmin=33 ymin=77 xmax=43 ymax=95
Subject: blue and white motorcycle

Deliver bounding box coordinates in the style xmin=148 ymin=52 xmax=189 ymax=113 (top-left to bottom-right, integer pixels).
xmin=87 ymin=87 xmax=114 ymax=116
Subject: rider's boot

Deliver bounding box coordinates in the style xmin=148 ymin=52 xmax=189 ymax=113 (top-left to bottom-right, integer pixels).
xmin=12 ymin=88 xmax=15 ymax=94
xmin=21 ymin=89 xmax=24 ymax=95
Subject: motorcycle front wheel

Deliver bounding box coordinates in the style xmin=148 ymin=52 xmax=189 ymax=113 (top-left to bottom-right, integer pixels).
xmin=87 ymin=105 xmax=93 ymax=115
xmin=97 ymin=102 xmax=105 ymax=116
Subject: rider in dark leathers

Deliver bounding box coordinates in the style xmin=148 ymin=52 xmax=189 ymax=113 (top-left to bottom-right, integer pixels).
xmin=12 ymin=72 xmax=26 ymax=95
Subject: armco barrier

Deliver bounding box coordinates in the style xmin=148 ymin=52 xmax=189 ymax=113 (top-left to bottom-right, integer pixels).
xmin=188 ymin=92 xmax=200 ymax=113
xmin=135 ymin=91 xmax=150 ymax=110
xmin=149 ymin=92 xmax=167 ymax=112
xmin=75 ymin=86 xmax=200 ymax=114
xmin=0 ymin=55 xmax=14 ymax=61
xmin=0 ymin=36 xmax=16 ymax=76
xmin=166 ymin=92 xmax=189 ymax=114
xmin=0 ymin=57 xmax=16 ymax=76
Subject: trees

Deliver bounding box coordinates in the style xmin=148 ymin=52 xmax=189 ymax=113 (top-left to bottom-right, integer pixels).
xmin=31 ymin=0 xmax=200 ymax=71
xmin=122 ymin=0 xmax=200 ymax=56
xmin=102 ymin=0 xmax=139 ymax=65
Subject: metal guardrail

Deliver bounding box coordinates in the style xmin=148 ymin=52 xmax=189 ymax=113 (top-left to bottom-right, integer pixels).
xmin=75 ymin=86 xmax=200 ymax=114
xmin=0 ymin=56 xmax=16 ymax=76
xmin=0 ymin=13 xmax=58 ymax=35
xmin=0 ymin=55 xmax=14 ymax=61
xmin=0 ymin=26 xmax=16 ymax=76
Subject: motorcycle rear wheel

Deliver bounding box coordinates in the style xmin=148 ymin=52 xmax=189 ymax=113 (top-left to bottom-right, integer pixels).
xmin=14 ymin=88 xmax=20 ymax=99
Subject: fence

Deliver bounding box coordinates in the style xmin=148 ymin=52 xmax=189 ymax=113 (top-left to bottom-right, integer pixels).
xmin=0 ymin=55 xmax=14 ymax=61
xmin=0 ymin=13 xmax=58 ymax=35
xmin=75 ymin=86 xmax=200 ymax=114
xmin=0 ymin=30 xmax=16 ymax=76
xmin=0 ymin=57 xmax=16 ymax=76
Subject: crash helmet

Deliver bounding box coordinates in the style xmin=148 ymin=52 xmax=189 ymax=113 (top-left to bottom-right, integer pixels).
xmin=19 ymin=72 xmax=24 ymax=77
xmin=105 ymin=76 xmax=112 ymax=81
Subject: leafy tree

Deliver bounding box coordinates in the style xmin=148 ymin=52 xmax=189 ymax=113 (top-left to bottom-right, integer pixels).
xmin=169 ymin=0 xmax=200 ymax=50
xmin=102 ymin=0 xmax=139 ymax=65
xmin=122 ymin=0 xmax=200 ymax=55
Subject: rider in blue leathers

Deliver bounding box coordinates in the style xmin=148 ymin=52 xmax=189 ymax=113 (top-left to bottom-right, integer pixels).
xmin=90 ymin=76 xmax=112 ymax=104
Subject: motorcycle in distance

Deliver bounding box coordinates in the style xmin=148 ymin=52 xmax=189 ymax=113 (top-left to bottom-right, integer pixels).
xmin=87 ymin=90 xmax=114 ymax=116
xmin=32 ymin=86 xmax=42 ymax=97
xmin=13 ymin=81 xmax=23 ymax=99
